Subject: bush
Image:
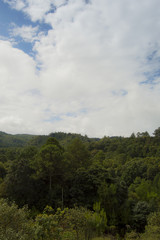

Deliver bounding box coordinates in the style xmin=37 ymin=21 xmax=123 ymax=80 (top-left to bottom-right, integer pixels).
xmin=0 ymin=198 xmax=34 ymax=240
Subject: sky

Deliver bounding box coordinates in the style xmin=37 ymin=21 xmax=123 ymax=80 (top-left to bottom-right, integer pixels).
xmin=0 ymin=0 xmax=160 ymax=137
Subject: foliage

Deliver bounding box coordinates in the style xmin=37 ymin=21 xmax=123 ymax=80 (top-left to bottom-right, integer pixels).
xmin=33 ymin=205 xmax=107 ymax=240
xmin=65 ymin=138 xmax=91 ymax=171
xmin=153 ymin=127 xmax=160 ymax=137
xmin=1 ymin=129 xmax=160 ymax=238
xmin=125 ymin=231 xmax=140 ymax=240
xmin=132 ymin=201 xmax=150 ymax=232
xmin=0 ymin=198 xmax=34 ymax=240
xmin=0 ymin=132 xmax=34 ymax=148
xmin=58 ymin=205 xmax=107 ymax=240
xmin=92 ymin=202 xmax=107 ymax=235
xmin=34 ymin=212 xmax=63 ymax=240
xmin=139 ymin=211 xmax=160 ymax=240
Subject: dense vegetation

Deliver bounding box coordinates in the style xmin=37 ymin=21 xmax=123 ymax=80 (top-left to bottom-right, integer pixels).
xmin=1 ymin=128 xmax=160 ymax=239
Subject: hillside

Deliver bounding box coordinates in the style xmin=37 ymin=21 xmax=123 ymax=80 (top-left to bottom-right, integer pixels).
xmin=0 ymin=131 xmax=35 ymax=147
xmin=0 ymin=131 xmax=100 ymax=148
xmin=0 ymin=128 xmax=160 ymax=239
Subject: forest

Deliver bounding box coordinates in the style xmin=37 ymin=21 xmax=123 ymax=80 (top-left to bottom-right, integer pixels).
xmin=1 ymin=128 xmax=160 ymax=239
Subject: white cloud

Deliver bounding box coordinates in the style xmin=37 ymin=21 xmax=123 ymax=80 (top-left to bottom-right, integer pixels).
xmin=4 ymin=0 xmax=26 ymax=11
xmin=0 ymin=40 xmax=44 ymax=134
xmin=1 ymin=0 xmax=160 ymax=137
xmin=4 ymin=0 xmax=67 ymax=22
xmin=10 ymin=24 xmax=39 ymax=42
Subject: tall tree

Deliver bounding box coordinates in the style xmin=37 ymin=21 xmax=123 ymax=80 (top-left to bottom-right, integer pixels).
xmin=35 ymin=138 xmax=64 ymax=206
xmin=3 ymin=146 xmax=40 ymax=208
xmin=65 ymin=138 xmax=91 ymax=172
xmin=153 ymin=127 xmax=160 ymax=137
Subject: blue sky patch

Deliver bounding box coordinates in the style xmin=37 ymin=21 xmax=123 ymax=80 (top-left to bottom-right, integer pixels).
xmin=141 ymin=70 xmax=160 ymax=85
xmin=85 ymin=0 xmax=91 ymax=4
xmin=0 ymin=1 xmax=52 ymax=54
xmin=147 ymin=50 xmax=157 ymax=62
xmin=0 ymin=1 xmax=31 ymax=37
xmin=12 ymin=37 xmax=34 ymax=55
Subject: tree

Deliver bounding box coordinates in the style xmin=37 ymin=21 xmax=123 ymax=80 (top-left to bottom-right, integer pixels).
xmin=69 ymin=164 xmax=111 ymax=208
xmin=140 ymin=211 xmax=160 ymax=240
xmin=65 ymin=138 xmax=91 ymax=172
xmin=92 ymin=202 xmax=107 ymax=236
xmin=34 ymin=138 xmax=64 ymax=206
xmin=2 ymin=147 xmax=41 ymax=208
xmin=34 ymin=208 xmax=62 ymax=240
xmin=153 ymin=127 xmax=160 ymax=137
xmin=132 ymin=201 xmax=150 ymax=232
xmin=0 ymin=162 xmax=6 ymax=180
xmin=92 ymin=150 xmax=105 ymax=164
xmin=136 ymin=132 xmax=150 ymax=138
xmin=98 ymin=180 xmax=129 ymax=230
xmin=130 ymin=133 xmax=136 ymax=138
xmin=60 ymin=205 xmax=107 ymax=240
xmin=121 ymin=159 xmax=147 ymax=186
xmin=0 ymin=199 xmax=34 ymax=240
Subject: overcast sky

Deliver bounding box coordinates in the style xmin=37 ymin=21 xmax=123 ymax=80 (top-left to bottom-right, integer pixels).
xmin=0 ymin=0 xmax=160 ymax=137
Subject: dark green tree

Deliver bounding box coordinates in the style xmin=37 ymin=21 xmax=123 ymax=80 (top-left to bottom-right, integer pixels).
xmin=34 ymin=138 xmax=64 ymax=207
xmin=3 ymin=147 xmax=41 ymax=208
xmin=69 ymin=164 xmax=111 ymax=208
xmin=153 ymin=127 xmax=160 ymax=137
xmin=65 ymin=138 xmax=91 ymax=172
xmin=132 ymin=201 xmax=150 ymax=232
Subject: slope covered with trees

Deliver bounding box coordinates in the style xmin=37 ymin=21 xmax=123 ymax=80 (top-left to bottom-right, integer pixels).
xmin=1 ymin=128 xmax=160 ymax=239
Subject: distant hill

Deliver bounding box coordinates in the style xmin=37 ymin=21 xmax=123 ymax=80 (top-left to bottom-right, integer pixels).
xmin=0 ymin=131 xmax=100 ymax=148
xmin=48 ymin=132 xmax=100 ymax=146
xmin=0 ymin=132 xmax=35 ymax=148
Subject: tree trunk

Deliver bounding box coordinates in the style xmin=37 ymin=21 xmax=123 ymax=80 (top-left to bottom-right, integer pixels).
xmin=49 ymin=174 xmax=52 ymax=192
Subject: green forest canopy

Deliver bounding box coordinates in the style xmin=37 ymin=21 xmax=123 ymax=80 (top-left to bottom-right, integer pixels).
xmin=1 ymin=128 xmax=160 ymax=239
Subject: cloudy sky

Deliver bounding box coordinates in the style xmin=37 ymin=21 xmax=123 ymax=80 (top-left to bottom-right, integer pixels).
xmin=0 ymin=0 xmax=160 ymax=137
